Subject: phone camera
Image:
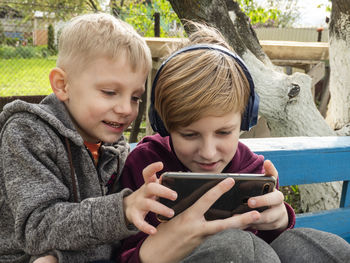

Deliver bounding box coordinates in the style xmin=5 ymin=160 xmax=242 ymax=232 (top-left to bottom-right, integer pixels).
xmin=263 ymin=184 xmax=270 ymax=194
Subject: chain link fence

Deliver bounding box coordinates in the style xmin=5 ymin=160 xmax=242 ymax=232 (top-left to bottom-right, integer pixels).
xmin=1 ymin=1 xmax=183 ymax=98
xmin=0 ymin=12 xmax=61 ymax=96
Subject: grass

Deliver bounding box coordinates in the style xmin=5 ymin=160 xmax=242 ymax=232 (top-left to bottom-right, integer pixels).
xmin=0 ymin=58 xmax=57 ymax=96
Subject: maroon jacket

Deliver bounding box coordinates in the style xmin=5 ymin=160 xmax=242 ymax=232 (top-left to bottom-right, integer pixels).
xmin=118 ymin=134 xmax=295 ymax=263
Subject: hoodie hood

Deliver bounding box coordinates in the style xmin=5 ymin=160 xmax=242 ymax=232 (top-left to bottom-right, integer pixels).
xmin=0 ymin=94 xmax=129 ymax=171
xmin=0 ymin=93 xmax=83 ymax=146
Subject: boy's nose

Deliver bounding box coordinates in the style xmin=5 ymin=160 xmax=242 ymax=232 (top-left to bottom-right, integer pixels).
xmin=113 ymin=99 xmax=132 ymax=116
xmin=198 ymin=138 xmax=216 ymax=160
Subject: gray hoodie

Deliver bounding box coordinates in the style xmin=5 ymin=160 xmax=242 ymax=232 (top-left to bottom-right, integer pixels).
xmin=0 ymin=94 xmax=137 ymax=263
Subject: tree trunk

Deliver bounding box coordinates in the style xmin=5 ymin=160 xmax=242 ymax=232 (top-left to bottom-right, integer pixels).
xmin=326 ymin=0 xmax=350 ymax=134
xmin=168 ymin=0 xmax=341 ymax=212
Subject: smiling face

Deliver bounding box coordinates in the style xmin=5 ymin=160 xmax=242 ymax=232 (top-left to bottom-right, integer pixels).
xmin=61 ymin=55 xmax=147 ymax=143
xmin=170 ymin=111 xmax=241 ymax=173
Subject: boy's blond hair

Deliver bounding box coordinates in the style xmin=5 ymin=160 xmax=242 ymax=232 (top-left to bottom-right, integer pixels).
xmin=57 ymin=13 xmax=152 ymax=76
xmin=154 ymin=22 xmax=250 ymax=132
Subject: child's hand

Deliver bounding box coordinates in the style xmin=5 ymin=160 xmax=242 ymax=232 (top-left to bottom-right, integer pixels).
xmin=33 ymin=255 xmax=58 ymax=263
xmin=247 ymin=160 xmax=289 ymax=231
xmin=139 ymin=178 xmax=261 ymax=263
xmin=123 ymin=162 xmax=177 ymax=235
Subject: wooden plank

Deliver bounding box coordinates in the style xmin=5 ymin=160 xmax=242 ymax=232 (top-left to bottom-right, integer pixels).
xmin=295 ymin=207 xmax=350 ymax=241
xmin=144 ymin=37 xmax=183 ymax=58
xmin=307 ymin=62 xmax=326 ymax=86
xmin=144 ymin=37 xmax=329 ymax=61
xmin=260 ymin=40 xmax=329 ymax=61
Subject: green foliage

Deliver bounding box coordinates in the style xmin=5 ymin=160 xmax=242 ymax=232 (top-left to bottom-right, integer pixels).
xmin=237 ymin=0 xmax=300 ymax=28
xmin=15 ymin=46 xmax=37 ymax=58
xmin=5 ymin=37 xmax=18 ymax=46
xmin=281 ymin=185 xmax=302 ymax=213
xmin=5 ymin=0 xmax=90 ymax=21
xmin=317 ymin=0 xmax=332 ymax=13
xmin=0 ymin=45 xmax=50 ymax=59
xmin=47 ymin=24 xmax=56 ymax=55
xmin=0 ymin=23 xmax=5 ymax=45
xmin=119 ymin=0 xmax=183 ymax=37
xmin=238 ymin=0 xmax=280 ymax=27
xmin=0 ymin=45 xmax=16 ymax=59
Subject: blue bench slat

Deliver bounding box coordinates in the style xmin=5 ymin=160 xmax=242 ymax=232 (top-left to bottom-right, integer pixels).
xmin=241 ymin=136 xmax=350 ymax=186
xmin=341 ymin=181 xmax=350 ymax=208
xmin=295 ymin=207 xmax=350 ymax=241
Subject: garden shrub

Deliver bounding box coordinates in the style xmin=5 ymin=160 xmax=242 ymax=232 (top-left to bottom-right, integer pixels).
xmin=15 ymin=46 xmax=37 ymax=58
xmin=0 ymin=45 xmax=50 ymax=59
xmin=0 ymin=45 xmax=16 ymax=59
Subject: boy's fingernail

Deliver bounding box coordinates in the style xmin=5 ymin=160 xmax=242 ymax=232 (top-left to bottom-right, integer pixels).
xmin=250 ymin=199 xmax=256 ymax=207
xmin=172 ymin=192 xmax=178 ymax=200
xmin=224 ymin=178 xmax=234 ymax=185
xmin=169 ymin=210 xmax=175 ymax=217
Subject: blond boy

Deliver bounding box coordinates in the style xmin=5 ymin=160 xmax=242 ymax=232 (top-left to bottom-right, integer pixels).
xmin=0 ymin=13 xmax=176 ymax=263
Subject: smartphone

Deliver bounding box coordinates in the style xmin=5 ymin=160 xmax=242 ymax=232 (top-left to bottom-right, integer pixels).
xmin=157 ymin=172 xmax=276 ymax=221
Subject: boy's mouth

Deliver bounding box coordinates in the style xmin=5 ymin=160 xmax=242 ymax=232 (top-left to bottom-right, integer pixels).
xmin=103 ymin=121 xmax=122 ymax=128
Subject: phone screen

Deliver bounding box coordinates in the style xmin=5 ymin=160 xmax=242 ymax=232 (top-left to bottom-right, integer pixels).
xmin=158 ymin=172 xmax=276 ymax=221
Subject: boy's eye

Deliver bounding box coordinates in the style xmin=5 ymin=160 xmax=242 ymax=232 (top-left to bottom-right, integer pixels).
xmin=132 ymin=96 xmax=142 ymax=103
xmin=101 ymin=90 xmax=116 ymax=96
xmin=217 ymin=130 xmax=232 ymax=136
xmin=180 ymin=132 xmax=197 ymax=138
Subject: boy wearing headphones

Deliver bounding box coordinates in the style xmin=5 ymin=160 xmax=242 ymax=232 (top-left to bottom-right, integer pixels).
xmin=117 ymin=22 xmax=350 ymax=263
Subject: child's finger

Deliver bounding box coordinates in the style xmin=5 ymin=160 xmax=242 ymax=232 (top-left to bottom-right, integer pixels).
xmin=132 ymin=216 xmax=158 ymax=235
xmin=188 ymin=178 xmax=235 ymax=216
xmin=248 ymin=190 xmax=284 ymax=209
xmin=144 ymin=198 xmax=175 ymax=219
xmin=142 ymin=162 xmax=163 ymax=183
xmin=205 ymin=210 xmax=261 ymax=235
xmin=263 ymin=160 xmax=278 ymax=180
xmin=143 ymin=183 xmax=177 ymax=201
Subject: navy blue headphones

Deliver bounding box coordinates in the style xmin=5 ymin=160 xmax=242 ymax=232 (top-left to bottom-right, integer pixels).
xmin=149 ymin=44 xmax=259 ymax=137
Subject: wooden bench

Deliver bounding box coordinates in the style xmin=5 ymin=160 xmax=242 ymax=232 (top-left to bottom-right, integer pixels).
xmin=131 ymin=136 xmax=350 ymax=242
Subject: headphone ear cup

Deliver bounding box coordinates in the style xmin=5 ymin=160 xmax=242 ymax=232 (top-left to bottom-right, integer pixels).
xmin=148 ymin=103 xmax=169 ymax=137
xmin=240 ymin=91 xmax=259 ymax=131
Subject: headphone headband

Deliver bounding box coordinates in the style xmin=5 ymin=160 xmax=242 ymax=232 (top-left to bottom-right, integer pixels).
xmin=149 ymin=44 xmax=259 ymax=137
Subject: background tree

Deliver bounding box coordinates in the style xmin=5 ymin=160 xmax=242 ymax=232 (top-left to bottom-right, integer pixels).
xmin=47 ymin=24 xmax=56 ymax=55
xmin=325 ymin=0 xmax=350 ymax=134
xmin=168 ymin=0 xmax=341 ymax=212
xmin=0 ymin=23 xmax=5 ymax=45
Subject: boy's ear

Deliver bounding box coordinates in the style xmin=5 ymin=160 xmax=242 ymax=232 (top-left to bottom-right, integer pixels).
xmin=49 ymin=67 xmax=69 ymax=101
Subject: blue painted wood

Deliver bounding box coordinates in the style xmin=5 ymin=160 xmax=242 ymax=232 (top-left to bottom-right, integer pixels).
xmin=341 ymin=181 xmax=350 ymax=208
xmin=295 ymin=208 xmax=350 ymax=240
xmin=129 ymin=136 xmax=350 ymax=241
xmin=242 ymin=136 xmax=350 ymax=241
xmin=241 ymin=136 xmax=350 ymax=186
